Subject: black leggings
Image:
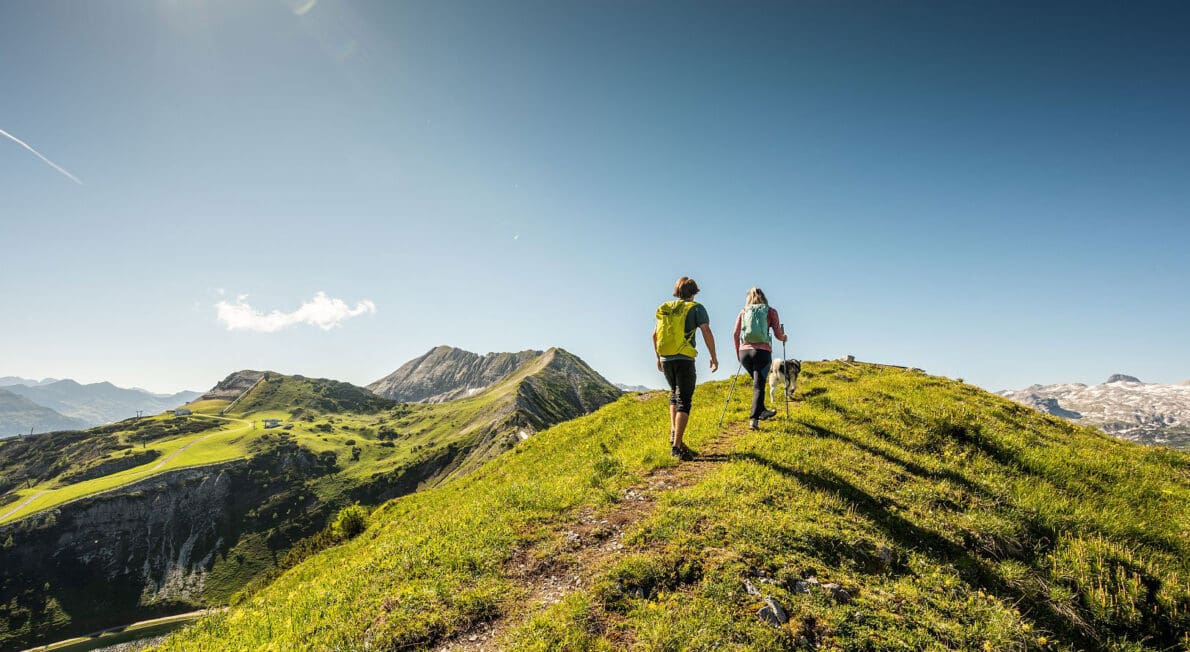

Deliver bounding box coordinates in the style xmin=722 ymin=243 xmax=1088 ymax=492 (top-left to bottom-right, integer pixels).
xmin=662 ymin=359 xmax=696 ymax=414
xmin=738 ymin=349 xmax=772 ymax=419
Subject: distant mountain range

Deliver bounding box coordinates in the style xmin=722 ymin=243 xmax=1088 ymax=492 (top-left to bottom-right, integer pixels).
xmin=999 ymin=374 xmax=1190 ymax=450
xmin=0 ymin=377 xmax=59 ymax=387
xmin=615 ymin=383 xmax=654 ymax=392
xmin=0 ymin=388 xmax=90 ymax=436
xmin=0 ymin=378 xmax=201 ymax=437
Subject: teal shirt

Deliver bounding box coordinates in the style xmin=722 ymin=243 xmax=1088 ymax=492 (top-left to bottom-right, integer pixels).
xmin=660 ymin=303 xmax=710 ymax=362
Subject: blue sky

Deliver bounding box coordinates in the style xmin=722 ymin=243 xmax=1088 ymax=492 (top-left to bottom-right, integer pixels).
xmin=2 ymin=1 xmax=1188 ymax=393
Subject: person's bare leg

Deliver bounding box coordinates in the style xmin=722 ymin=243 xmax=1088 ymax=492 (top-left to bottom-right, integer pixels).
xmin=673 ymin=411 xmax=690 ymax=449
xmin=670 ymin=404 xmax=678 ymax=445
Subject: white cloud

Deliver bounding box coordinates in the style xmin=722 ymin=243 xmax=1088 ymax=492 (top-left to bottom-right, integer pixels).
xmin=215 ymin=292 xmax=376 ymax=333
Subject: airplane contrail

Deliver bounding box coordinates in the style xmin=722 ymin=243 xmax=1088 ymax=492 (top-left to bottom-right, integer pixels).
xmin=0 ymin=128 xmax=83 ymax=185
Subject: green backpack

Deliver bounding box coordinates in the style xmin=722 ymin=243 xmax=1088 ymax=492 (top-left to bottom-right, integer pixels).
xmin=655 ymin=300 xmax=698 ymax=358
xmin=741 ymin=305 xmax=771 ymax=344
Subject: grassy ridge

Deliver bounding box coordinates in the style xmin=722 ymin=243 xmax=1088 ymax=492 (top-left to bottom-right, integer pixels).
xmin=0 ymin=414 xmax=251 ymax=524
xmin=1 ymin=367 xmax=520 ymax=525
xmin=156 ymin=362 xmax=1190 ymax=651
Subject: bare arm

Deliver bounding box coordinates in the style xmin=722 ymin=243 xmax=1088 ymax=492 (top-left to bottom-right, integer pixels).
xmin=770 ymin=307 xmax=788 ymax=343
xmin=699 ymin=323 xmax=719 ymax=373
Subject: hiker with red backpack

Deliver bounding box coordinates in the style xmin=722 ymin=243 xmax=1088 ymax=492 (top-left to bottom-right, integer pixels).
xmin=653 ymin=277 xmax=719 ymax=460
xmin=733 ymin=287 xmax=787 ymax=430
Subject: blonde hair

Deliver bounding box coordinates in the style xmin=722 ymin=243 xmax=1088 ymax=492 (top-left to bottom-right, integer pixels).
xmin=746 ymin=287 xmax=768 ymax=305
xmin=673 ymin=277 xmax=700 ymax=300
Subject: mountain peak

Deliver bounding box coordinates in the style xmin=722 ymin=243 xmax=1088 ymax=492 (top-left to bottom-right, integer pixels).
xmin=1105 ymin=374 xmax=1141 ymax=384
xmin=200 ymin=370 xmax=268 ymax=401
xmin=49 ymin=378 xmax=82 ymax=388
xmin=215 ymin=371 xmax=393 ymax=415
xmin=368 ymin=347 xmax=544 ymax=403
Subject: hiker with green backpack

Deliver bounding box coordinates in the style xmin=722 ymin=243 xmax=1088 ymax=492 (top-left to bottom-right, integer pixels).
xmin=733 ymin=287 xmax=787 ymax=430
xmin=653 ymin=277 xmax=719 ymax=460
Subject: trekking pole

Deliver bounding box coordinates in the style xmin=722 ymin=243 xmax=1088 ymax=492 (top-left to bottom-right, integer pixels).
xmin=717 ymin=360 xmax=744 ymax=429
xmin=782 ymin=326 xmax=791 ymax=419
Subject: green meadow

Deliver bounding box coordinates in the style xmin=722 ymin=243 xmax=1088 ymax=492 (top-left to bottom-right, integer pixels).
xmin=153 ymin=362 xmax=1190 ymax=651
xmin=1 ymin=361 xmax=557 ymax=525
xmin=0 ymin=413 xmax=251 ymax=524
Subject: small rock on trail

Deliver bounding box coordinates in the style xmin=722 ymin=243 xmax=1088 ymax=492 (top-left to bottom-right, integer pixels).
xmin=757 ymin=597 xmax=789 ymax=626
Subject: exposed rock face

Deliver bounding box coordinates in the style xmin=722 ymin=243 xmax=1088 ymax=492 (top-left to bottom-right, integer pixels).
xmin=0 ymin=465 xmax=234 ymax=647
xmin=1011 ymin=395 xmax=1083 ymax=420
xmin=1106 ymin=374 xmax=1142 ymax=384
xmin=513 ymin=349 xmax=625 ymax=431
xmin=367 ymin=346 xmax=542 ymax=403
xmin=199 ymin=370 xmax=266 ymax=401
xmin=368 ymin=347 xmax=623 ymax=478
xmin=999 ymin=376 xmax=1190 ymax=450
xmin=0 ymin=442 xmax=338 ymax=650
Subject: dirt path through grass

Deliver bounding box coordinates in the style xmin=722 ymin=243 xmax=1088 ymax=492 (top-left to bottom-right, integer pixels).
xmin=434 ymin=424 xmax=744 ymax=651
xmin=144 ymin=416 xmax=248 ymax=473
xmin=0 ymin=490 xmax=47 ymax=522
xmin=27 ymin=608 xmax=225 ymax=651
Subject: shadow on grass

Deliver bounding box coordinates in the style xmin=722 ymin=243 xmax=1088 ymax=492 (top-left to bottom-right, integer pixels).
xmin=732 ymin=451 xmax=1097 ymax=649
xmin=792 ymin=419 xmax=988 ymax=501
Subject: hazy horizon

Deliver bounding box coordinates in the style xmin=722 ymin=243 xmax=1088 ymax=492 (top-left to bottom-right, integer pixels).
xmin=3 ymin=346 xmax=1187 ymax=397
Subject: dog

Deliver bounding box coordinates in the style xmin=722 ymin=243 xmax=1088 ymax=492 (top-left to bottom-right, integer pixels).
xmin=768 ymin=358 xmax=802 ymax=403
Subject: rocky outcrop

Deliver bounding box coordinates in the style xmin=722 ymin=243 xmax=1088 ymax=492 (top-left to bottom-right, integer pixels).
xmin=513 ymin=349 xmax=625 ymax=432
xmin=199 ymin=370 xmax=266 ymax=401
xmin=368 ymin=348 xmax=623 ymax=481
xmin=1106 ymin=374 xmax=1142 ymax=384
xmin=367 ymin=347 xmax=543 ymax=403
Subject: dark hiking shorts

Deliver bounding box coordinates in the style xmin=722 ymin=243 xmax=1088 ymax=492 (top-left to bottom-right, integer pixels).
xmin=662 ymin=358 xmax=697 ymax=413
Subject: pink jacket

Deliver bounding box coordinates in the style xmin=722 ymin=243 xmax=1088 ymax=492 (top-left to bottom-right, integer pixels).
xmin=734 ymin=306 xmax=787 ymax=357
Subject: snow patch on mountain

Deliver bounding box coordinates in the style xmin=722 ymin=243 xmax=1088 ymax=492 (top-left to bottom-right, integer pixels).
xmin=999 ymin=375 xmax=1190 ymax=450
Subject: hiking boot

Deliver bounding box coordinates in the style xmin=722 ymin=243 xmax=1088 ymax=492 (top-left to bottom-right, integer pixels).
xmin=676 ymin=444 xmax=696 ymax=460
xmin=671 ymin=445 xmax=682 ymax=458
xmin=758 ymin=409 xmax=778 ymax=421
xmin=749 ymin=418 xmax=760 ymax=431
